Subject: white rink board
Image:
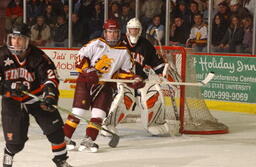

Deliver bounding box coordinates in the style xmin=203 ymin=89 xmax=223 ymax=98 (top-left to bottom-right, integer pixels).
xmin=0 ymin=98 xmax=256 ymax=167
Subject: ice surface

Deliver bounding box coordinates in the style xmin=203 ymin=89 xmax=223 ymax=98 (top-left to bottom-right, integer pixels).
xmin=0 ymin=98 xmax=256 ymax=167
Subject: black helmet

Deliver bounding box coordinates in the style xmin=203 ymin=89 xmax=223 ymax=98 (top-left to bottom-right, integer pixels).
xmin=7 ymin=23 xmax=30 ymax=55
xmin=11 ymin=23 xmax=30 ymax=37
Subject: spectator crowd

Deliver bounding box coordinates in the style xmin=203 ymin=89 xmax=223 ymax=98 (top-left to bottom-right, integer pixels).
xmin=4 ymin=0 xmax=254 ymax=53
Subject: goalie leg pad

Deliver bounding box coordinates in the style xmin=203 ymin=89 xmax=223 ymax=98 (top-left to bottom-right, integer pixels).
xmin=147 ymin=120 xmax=180 ymax=136
xmin=139 ymin=82 xmax=166 ymax=129
xmin=139 ymin=74 xmax=181 ymax=136
xmin=101 ymin=84 xmax=135 ymax=136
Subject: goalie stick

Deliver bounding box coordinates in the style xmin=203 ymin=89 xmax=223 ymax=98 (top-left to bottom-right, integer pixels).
xmin=99 ymin=72 xmax=215 ymax=86
xmin=21 ymin=91 xmax=120 ymax=148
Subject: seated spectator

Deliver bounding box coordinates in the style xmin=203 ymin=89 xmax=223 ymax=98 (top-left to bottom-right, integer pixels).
xmin=45 ymin=0 xmax=64 ymax=16
xmin=31 ymin=16 xmax=52 ymax=47
xmin=119 ymin=3 xmax=134 ymax=34
xmin=88 ymin=2 xmax=104 ymax=40
xmin=187 ymin=1 xmax=201 ymax=30
xmin=229 ymin=0 xmax=252 ymax=20
xmin=43 ymin=4 xmax=57 ymax=32
xmin=108 ymin=2 xmax=121 ymax=20
xmin=77 ymin=0 xmax=94 ymax=22
xmin=211 ymin=14 xmax=228 ymax=52
xmin=27 ymin=0 xmax=45 ymax=26
xmin=217 ymin=15 xmax=244 ymax=53
xmin=141 ymin=0 xmax=163 ymax=29
xmin=241 ymin=16 xmax=253 ymax=53
xmin=71 ymin=13 xmax=88 ymax=47
xmin=53 ymin=15 xmax=68 ymax=47
xmin=169 ymin=16 xmax=189 ymax=46
xmin=171 ymin=0 xmax=190 ymax=27
xmin=214 ymin=2 xmax=231 ymax=27
xmin=61 ymin=3 xmax=69 ymax=21
xmin=5 ymin=0 xmax=23 ymax=33
xmin=186 ymin=14 xmax=207 ymax=52
xmin=146 ymin=15 xmax=165 ymax=46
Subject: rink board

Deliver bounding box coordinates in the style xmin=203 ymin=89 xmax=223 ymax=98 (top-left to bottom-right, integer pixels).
xmin=42 ymin=48 xmax=256 ymax=114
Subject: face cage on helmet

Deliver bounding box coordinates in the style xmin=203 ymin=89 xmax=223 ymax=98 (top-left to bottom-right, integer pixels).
xmin=104 ymin=29 xmax=121 ymax=46
xmin=126 ymin=27 xmax=142 ymax=45
xmin=7 ymin=34 xmax=29 ymax=55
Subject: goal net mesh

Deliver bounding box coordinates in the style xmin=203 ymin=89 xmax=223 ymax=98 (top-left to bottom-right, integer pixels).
xmin=156 ymin=46 xmax=228 ymax=134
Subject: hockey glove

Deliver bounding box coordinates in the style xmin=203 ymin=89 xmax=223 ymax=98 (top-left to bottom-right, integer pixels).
xmin=127 ymin=76 xmax=145 ymax=89
xmin=40 ymin=84 xmax=59 ymax=112
xmin=7 ymin=82 xmax=28 ymax=97
xmin=78 ymin=67 xmax=99 ymax=86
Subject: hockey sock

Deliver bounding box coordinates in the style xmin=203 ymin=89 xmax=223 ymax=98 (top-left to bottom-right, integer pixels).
xmin=51 ymin=141 xmax=68 ymax=162
xmin=63 ymin=114 xmax=80 ymax=139
xmin=86 ymin=118 xmax=102 ymax=141
xmin=48 ymin=130 xmax=68 ymax=163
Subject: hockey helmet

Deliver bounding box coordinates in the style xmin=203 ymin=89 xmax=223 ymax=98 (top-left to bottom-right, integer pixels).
xmin=103 ymin=19 xmax=121 ymax=46
xmin=126 ymin=18 xmax=142 ymax=44
xmin=7 ymin=23 xmax=30 ymax=55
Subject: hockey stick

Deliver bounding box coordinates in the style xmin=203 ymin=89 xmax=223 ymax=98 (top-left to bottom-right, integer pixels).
xmin=21 ymin=91 xmax=119 ymax=148
xmin=99 ymin=72 xmax=215 ymax=86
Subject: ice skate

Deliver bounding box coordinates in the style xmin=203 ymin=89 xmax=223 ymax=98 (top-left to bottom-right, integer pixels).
xmin=65 ymin=138 xmax=76 ymax=151
xmin=54 ymin=159 xmax=73 ymax=167
xmin=78 ymin=136 xmax=99 ymax=153
xmin=147 ymin=122 xmax=170 ymax=136
xmin=3 ymin=153 xmax=13 ymax=167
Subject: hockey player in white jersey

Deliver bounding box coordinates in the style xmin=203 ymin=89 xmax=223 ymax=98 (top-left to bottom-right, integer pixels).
xmin=101 ymin=18 xmax=180 ymax=137
xmin=63 ymin=19 xmax=145 ymax=152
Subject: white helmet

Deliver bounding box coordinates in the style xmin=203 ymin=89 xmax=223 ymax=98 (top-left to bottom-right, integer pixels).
xmin=126 ymin=18 xmax=142 ymax=44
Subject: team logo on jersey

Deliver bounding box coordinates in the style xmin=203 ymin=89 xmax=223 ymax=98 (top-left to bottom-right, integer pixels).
xmin=94 ymin=55 xmax=114 ymax=73
xmin=7 ymin=133 xmax=13 ymax=141
xmin=5 ymin=68 xmax=35 ymax=81
xmin=131 ymin=52 xmax=144 ymax=66
xmin=4 ymin=58 xmax=14 ymax=66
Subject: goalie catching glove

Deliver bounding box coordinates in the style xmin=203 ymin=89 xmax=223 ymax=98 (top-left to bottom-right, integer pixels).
xmin=40 ymin=83 xmax=59 ymax=112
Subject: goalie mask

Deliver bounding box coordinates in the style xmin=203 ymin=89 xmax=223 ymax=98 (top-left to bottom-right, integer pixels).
xmin=7 ymin=23 xmax=30 ymax=56
xmin=103 ymin=19 xmax=121 ymax=46
xmin=126 ymin=18 xmax=142 ymax=45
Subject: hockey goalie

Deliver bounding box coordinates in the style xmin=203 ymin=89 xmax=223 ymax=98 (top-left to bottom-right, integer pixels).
xmin=101 ymin=18 xmax=181 ymax=137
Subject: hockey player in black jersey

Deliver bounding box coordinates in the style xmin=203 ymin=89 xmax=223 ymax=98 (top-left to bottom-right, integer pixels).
xmin=0 ymin=24 xmax=72 ymax=167
xmin=123 ymin=18 xmax=165 ymax=79
xmin=101 ymin=18 xmax=180 ymax=137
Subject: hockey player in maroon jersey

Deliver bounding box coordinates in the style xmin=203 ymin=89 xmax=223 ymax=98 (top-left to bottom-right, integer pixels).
xmin=63 ymin=19 xmax=144 ymax=152
xmin=0 ymin=24 xmax=72 ymax=167
xmin=101 ymin=18 xmax=180 ymax=137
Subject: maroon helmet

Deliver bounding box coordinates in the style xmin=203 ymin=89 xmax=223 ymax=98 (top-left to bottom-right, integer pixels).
xmin=103 ymin=19 xmax=121 ymax=46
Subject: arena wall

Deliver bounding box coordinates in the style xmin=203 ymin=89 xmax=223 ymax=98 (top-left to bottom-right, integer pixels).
xmin=42 ymin=48 xmax=256 ymax=114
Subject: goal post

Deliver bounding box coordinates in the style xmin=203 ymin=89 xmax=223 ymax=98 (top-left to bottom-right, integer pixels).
xmin=155 ymin=46 xmax=229 ymax=134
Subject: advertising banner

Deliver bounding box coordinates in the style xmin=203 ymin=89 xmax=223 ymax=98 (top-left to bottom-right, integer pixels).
xmin=193 ymin=54 xmax=256 ymax=103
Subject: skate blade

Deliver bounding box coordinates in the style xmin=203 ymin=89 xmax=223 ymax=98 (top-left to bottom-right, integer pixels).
xmin=78 ymin=146 xmax=98 ymax=153
xmin=66 ymin=144 xmax=76 ymax=151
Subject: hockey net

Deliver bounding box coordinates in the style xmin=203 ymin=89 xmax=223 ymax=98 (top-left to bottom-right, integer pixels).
xmin=155 ymin=46 xmax=228 ymax=134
